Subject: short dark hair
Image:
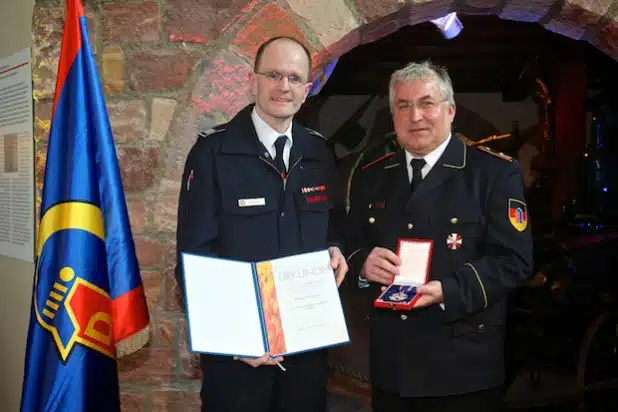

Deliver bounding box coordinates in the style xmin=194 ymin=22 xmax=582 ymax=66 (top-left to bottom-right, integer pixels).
xmin=254 ymin=36 xmax=312 ymax=77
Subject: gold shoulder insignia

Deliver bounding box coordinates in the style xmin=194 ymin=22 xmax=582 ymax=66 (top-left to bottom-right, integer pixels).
xmin=361 ymin=152 xmax=397 ymax=170
xmin=476 ymin=145 xmax=512 ymax=162
xmin=198 ymin=128 xmax=225 ymax=138
xmin=305 ymin=127 xmax=326 ymax=140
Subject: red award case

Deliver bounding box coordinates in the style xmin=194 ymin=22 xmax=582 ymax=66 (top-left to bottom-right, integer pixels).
xmin=374 ymin=239 xmax=433 ymax=311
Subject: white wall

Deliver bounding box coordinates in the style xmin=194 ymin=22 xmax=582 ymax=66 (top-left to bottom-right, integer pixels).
xmin=0 ymin=0 xmax=36 ymax=410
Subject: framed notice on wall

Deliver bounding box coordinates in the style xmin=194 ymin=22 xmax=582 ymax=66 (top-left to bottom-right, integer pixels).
xmin=0 ymin=47 xmax=34 ymax=263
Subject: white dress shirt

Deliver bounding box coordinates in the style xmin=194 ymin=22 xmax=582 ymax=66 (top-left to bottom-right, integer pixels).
xmin=405 ymin=134 xmax=452 ymax=183
xmin=251 ymin=107 xmax=293 ymax=169
xmin=404 ymin=134 xmax=451 ymax=310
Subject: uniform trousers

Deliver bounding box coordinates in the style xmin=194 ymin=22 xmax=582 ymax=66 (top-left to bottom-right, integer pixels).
xmin=200 ymin=349 xmax=328 ymax=412
xmin=372 ymin=385 xmax=504 ymax=412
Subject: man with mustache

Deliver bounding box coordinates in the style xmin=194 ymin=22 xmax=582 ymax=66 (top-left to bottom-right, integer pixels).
xmin=175 ymin=36 xmax=348 ymax=412
xmin=346 ymin=61 xmax=533 ymax=411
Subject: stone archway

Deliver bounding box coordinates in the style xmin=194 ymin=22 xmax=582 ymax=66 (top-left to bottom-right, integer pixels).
xmin=30 ymin=0 xmax=618 ymax=408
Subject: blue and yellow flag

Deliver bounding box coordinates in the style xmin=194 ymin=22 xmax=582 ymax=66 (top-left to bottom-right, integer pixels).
xmin=21 ymin=1 xmax=150 ymax=411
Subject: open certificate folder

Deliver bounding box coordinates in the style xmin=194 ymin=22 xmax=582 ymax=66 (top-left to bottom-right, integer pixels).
xmin=181 ymin=249 xmax=350 ymax=358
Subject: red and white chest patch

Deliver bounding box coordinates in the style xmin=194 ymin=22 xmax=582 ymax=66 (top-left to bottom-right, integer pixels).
xmin=446 ymin=233 xmax=462 ymax=250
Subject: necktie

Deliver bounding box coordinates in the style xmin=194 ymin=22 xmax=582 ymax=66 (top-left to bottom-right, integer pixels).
xmin=274 ymin=135 xmax=287 ymax=177
xmin=410 ymin=158 xmax=426 ymax=193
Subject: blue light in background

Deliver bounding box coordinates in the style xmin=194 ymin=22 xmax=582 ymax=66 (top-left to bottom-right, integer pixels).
xmin=309 ymin=58 xmax=339 ymax=97
xmin=431 ymin=13 xmax=463 ymax=39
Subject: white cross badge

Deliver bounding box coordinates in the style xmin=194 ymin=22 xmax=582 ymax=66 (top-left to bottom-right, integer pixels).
xmin=446 ymin=233 xmax=462 ymax=250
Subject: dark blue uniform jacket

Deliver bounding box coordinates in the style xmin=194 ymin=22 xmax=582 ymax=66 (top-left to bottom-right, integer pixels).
xmin=346 ymin=136 xmax=534 ymax=397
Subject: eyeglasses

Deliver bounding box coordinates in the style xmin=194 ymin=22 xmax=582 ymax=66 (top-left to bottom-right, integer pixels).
xmin=255 ymin=71 xmax=307 ymax=86
xmin=395 ymin=99 xmax=448 ymax=113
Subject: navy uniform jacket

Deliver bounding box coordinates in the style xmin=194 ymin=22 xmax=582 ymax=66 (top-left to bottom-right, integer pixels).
xmin=346 ymin=136 xmax=533 ymax=397
xmin=175 ymin=104 xmax=343 ymax=298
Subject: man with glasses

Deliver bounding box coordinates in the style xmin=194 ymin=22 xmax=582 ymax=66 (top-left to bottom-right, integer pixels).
xmin=175 ymin=36 xmax=348 ymax=411
xmin=345 ymin=61 xmax=533 ymax=411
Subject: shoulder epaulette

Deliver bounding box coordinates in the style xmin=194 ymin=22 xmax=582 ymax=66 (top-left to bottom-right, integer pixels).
xmin=475 ymin=145 xmax=512 ymax=162
xmin=361 ymin=152 xmax=396 ymax=170
xmin=305 ymin=127 xmax=326 ymax=140
xmin=198 ymin=127 xmax=226 ymax=139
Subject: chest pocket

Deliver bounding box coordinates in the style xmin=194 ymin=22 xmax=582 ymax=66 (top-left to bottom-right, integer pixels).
xmin=296 ymin=165 xmax=333 ymax=250
xmin=218 ymin=192 xmax=278 ymax=259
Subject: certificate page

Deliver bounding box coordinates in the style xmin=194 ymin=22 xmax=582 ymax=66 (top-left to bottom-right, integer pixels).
xmin=395 ymin=240 xmax=432 ymax=285
xmin=256 ymin=250 xmax=349 ymax=356
xmin=181 ymin=253 xmax=265 ymax=357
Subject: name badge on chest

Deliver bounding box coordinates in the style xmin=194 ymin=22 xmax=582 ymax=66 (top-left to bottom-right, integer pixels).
xmin=238 ymin=198 xmax=266 ymax=207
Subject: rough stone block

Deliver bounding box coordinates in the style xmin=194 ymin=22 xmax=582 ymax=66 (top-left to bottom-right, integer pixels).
xmin=120 ymin=392 xmax=146 ymax=412
xmin=118 ymin=347 xmax=175 ymax=384
xmin=117 ymin=147 xmax=160 ymax=192
xmin=189 ymin=49 xmax=253 ymax=118
xmin=35 ymin=143 xmax=47 ymax=193
xmin=127 ymin=199 xmax=146 ymax=233
xmin=155 ymin=316 xmax=176 ymax=348
xmin=108 ymin=100 xmax=146 ymax=143
xmin=162 ymin=245 xmax=183 ymax=312
xmin=129 ymin=50 xmax=201 ymax=92
xmin=286 ymin=0 xmax=360 ymax=46
xmin=102 ymin=45 xmax=124 ymax=95
xmin=152 ymin=390 xmax=201 ymax=412
xmin=594 ymin=13 xmax=618 ymax=58
xmin=232 ymin=3 xmax=318 ymax=62
xmin=544 ymin=0 xmax=613 ymax=40
xmin=163 ymin=0 xmax=249 ymax=44
xmin=179 ymin=320 xmax=202 ymax=380
xmin=354 ymin=0 xmax=405 ymax=23
xmin=149 ymin=98 xmax=177 ymax=141
xmin=141 ymin=270 xmax=162 ymax=314
xmin=153 ymin=178 xmax=181 ymax=234
xmin=326 ymin=29 xmax=362 ymax=59
xmin=32 ymin=8 xmax=64 ymax=100
xmin=407 ymin=0 xmax=453 ymax=26
xmin=102 ymin=2 xmax=160 ymax=42
xmin=135 ymin=236 xmax=164 ymax=268
xmin=500 ymin=0 xmax=556 ymax=23
xmin=34 ymin=100 xmax=52 ymax=142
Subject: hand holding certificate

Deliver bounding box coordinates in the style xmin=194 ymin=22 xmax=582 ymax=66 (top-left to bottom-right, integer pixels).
xmin=374 ymin=239 xmax=433 ymax=311
xmin=181 ymin=250 xmax=350 ymax=359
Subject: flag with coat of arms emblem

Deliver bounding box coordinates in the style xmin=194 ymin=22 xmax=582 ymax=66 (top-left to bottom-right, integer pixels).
xmin=20 ymin=0 xmax=150 ymax=410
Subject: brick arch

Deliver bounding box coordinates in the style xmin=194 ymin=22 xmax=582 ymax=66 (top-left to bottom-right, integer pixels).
xmin=157 ymin=0 xmax=618 ymax=232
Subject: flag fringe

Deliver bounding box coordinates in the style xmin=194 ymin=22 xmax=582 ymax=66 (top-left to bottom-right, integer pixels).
xmin=116 ymin=325 xmax=150 ymax=358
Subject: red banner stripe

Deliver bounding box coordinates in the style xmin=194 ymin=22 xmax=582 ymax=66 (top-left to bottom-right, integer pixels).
xmin=52 ymin=0 xmax=85 ymax=116
xmin=111 ymin=285 xmax=150 ymax=343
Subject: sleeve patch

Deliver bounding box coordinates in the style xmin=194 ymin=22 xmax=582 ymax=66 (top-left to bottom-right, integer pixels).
xmin=508 ymin=198 xmax=528 ymax=231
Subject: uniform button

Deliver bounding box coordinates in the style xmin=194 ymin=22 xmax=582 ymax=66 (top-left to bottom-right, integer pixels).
xmin=280 ymin=212 xmax=285 ymax=217
xmin=400 ymin=314 xmax=408 ymax=320
xmin=368 ymin=204 xmax=373 ymax=209
xmin=369 ymin=217 xmax=375 ymax=224
xmin=407 ymin=223 xmax=413 ymax=230
xmin=450 ymin=217 xmax=458 ymax=224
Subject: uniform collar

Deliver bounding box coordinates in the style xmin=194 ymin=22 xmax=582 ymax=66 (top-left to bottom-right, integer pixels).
xmin=404 ymin=134 xmax=451 ymax=171
xmin=220 ymin=104 xmax=320 ymax=160
xmin=250 ymin=106 xmax=293 ymax=155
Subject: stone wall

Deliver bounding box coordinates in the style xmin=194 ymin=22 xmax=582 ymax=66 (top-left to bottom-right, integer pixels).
xmin=31 ymin=0 xmax=618 ymax=410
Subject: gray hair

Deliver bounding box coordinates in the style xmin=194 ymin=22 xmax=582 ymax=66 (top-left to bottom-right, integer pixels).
xmin=388 ymin=61 xmax=455 ymax=113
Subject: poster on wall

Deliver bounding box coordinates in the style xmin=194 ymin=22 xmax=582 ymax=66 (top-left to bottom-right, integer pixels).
xmin=0 ymin=47 xmax=34 ymax=263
